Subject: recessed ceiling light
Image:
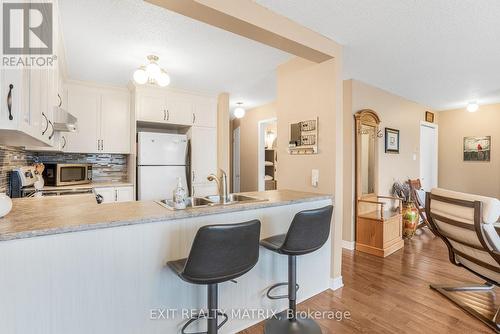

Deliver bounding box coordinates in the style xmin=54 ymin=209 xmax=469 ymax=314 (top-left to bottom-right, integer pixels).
xmin=466 ymin=102 xmax=479 ymax=113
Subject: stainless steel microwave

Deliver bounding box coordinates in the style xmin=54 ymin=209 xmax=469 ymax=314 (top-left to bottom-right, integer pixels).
xmin=42 ymin=163 xmax=93 ymax=186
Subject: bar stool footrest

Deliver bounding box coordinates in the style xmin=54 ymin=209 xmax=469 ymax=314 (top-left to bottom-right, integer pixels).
xmin=266 ymin=282 xmax=300 ymax=300
xmin=181 ymin=311 xmax=228 ymax=334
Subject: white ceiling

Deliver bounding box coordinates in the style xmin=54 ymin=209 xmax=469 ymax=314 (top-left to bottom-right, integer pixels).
xmin=257 ymin=0 xmax=500 ymax=110
xmin=59 ymin=0 xmax=291 ymax=110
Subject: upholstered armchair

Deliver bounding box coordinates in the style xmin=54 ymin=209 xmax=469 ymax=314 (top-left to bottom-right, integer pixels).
xmin=426 ymin=188 xmax=500 ymax=332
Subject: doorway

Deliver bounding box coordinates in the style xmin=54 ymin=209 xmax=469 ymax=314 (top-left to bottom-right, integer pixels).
xmin=258 ymin=118 xmax=277 ymax=191
xmin=233 ymin=127 xmax=241 ymax=193
xmin=420 ymin=122 xmax=438 ymax=191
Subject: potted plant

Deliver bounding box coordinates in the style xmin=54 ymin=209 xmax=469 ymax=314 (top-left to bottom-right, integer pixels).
xmin=392 ymin=181 xmax=419 ymax=239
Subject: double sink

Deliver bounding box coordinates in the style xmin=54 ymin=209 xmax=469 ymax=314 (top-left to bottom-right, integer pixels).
xmin=158 ymin=194 xmax=267 ymax=210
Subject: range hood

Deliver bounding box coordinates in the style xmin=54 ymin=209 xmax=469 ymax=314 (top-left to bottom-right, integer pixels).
xmin=53 ymin=107 xmax=78 ymax=132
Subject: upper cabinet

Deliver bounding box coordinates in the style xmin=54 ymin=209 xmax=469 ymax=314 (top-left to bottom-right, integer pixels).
xmin=135 ymin=86 xmax=217 ymax=128
xmin=65 ymin=82 xmax=131 ymax=154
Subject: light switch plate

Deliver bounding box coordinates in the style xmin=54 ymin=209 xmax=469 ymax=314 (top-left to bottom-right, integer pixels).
xmin=312 ymin=169 xmax=319 ymax=187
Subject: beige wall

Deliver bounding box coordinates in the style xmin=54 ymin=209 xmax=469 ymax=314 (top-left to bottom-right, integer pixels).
xmin=438 ymin=103 xmax=500 ymax=198
xmin=232 ymin=103 xmax=277 ymax=192
xmin=276 ymin=57 xmax=343 ymax=280
xmin=217 ymin=93 xmax=230 ymax=181
xmin=343 ymin=79 xmax=433 ymax=242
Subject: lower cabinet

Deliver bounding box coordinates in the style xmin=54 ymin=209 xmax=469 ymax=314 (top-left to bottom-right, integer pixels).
xmin=94 ymin=186 xmax=134 ymax=203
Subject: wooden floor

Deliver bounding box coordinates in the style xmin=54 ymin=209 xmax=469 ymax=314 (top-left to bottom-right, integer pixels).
xmin=240 ymin=228 xmax=497 ymax=333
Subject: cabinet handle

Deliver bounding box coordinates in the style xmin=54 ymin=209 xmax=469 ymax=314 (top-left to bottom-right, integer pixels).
xmin=7 ymin=84 xmax=13 ymax=120
xmin=166 ymin=109 xmax=170 ymax=121
xmin=48 ymin=120 xmax=54 ymax=140
xmin=101 ymin=139 xmax=103 ymax=151
xmin=192 ymin=170 xmax=195 ymax=182
xmin=115 ymin=189 xmax=118 ymax=202
xmin=42 ymin=112 xmax=49 ymax=135
xmin=193 ymin=113 xmax=196 ymax=124
xmin=57 ymin=93 xmax=62 ymax=107
xmin=62 ymin=136 xmax=67 ymax=149
xmin=163 ymin=110 xmax=166 ymax=121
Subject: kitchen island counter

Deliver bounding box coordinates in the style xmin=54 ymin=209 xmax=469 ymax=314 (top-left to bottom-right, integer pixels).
xmin=0 ymin=190 xmax=332 ymax=241
xmin=0 ymin=190 xmax=333 ymax=334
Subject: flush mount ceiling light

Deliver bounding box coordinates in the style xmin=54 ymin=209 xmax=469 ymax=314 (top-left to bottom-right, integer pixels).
xmin=133 ymin=55 xmax=171 ymax=87
xmin=466 ymin=102 xmax=479 ymax=113
xmin=234 ymin=102 xmax=246 ymax=119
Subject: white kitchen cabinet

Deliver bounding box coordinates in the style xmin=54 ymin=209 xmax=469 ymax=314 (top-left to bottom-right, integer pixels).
xmin=101 ymin=90 xmax=131 ymax=154
xmin=192 ymin=97 xmax=217 ymax=128
xmin=135 ymin=87 xmax=216 ymax=128
xmin=64 ymin=85 xmax=100 ymax=153
xmin=165 ymin=91 xmax=192 ymax=125
xmin=137 ymin=90 xmax=165 ymax=122
xmin=65 ymin=82 xmax=130 ymax=154
xmin=94 ymin=187 xmax=116 ymax=204
xmin=116 ymin=186 xmax=135 ymax=202
xmin=95 ymin=186 xmax=134 ymax=203
xmin=190 ymin=126 xmax=217 ymax=187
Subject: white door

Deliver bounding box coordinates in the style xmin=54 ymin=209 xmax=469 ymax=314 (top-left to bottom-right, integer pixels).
xmin=420 ymin=123 xmax=438 ymax=191
xmin=137 ymin=132 xmax=188 ymax=166
xmin=101 ymin=91 xmax=130 ymax=154
xmin=137 ymin=91 xmax=165 ymax=122
xmin=190 ymin=127 xmax=217 ymax=184
xmin=116 ymin=186 xmax=135 ymax=202
xmin=233 ymin=127 xmax=241 ymax=192
xmin=94 ymin=187 xmax=116 ymax=204
xmin=65 ymin=85 xmax=100 ymax=153
xmin=137 ymin=166 xmax=187 ymax=201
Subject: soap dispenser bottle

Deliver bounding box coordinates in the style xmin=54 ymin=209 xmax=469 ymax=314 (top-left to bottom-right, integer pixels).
xmin=172 ymin=177 xmax=187 ymax=209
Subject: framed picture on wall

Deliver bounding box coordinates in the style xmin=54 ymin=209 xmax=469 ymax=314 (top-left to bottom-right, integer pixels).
xmin=385 ymin=128 xmax=400 ymax=153
xmin=425 ymin=111 xmax=435 ymax=123
xmin=463 ymin=136 xmax=491 ymax=161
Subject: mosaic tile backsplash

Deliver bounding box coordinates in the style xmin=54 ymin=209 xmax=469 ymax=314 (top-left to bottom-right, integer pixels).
xmin=0 ymin=146 xmax=128 ymax=193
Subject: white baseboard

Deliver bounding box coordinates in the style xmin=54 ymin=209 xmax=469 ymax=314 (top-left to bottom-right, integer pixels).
xmin=330 ymin=276 xmax=344 ymax=291
xmin=342 ymin=240 xmax=355 ymax=250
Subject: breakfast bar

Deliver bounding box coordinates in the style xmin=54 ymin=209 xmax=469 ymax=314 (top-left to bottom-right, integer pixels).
xmin=0 ymin=190 xmax=333 ymax=334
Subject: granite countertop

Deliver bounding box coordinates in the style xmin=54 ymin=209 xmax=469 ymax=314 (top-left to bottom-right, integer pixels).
xmin=0 ymin=190 xmax=332 ymax=242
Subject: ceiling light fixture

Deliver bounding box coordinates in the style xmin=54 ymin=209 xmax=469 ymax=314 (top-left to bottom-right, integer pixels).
xmin=466 ymin=102 xmax=479 ymax=113
xmin=133 ymin=55 xmax=170 ymax=87
xmin=234 ymin=102 xmax=246 ymax=119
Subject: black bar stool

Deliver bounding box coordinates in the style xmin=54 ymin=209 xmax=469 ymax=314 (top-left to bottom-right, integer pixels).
xmin=260 ymin=205 xmax=333 ymax=334
xmin=168 ymin=220 xmax=261 ymax=334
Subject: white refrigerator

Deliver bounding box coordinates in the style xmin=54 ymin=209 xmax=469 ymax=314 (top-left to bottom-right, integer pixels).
xmin=137 ymin=132 xmax=189 ymax=201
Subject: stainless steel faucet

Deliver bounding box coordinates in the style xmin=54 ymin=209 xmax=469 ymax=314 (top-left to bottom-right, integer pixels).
xmin=207 ymin=169 xmax=229 ymax=203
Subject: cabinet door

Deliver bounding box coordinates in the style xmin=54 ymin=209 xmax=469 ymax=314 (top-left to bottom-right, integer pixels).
xmin=101 ymin=90 xmax=130 ymax=154
xmin=192 ymin=97 xmax=217 ymax=128
xmin=65 ymin=85 xmax=100 ymax=153
xmin=27 ymin=69 xmax=43 ymax=140
xmin=190 ymin=127 xmax=217 ymax=184
xmin=166 ymin=91 xmax=193 ymax=125
xmin=137 ymin=91 xmax=165 ymax=122
xmin=116 ymin=186 xmax=134 ymax=202
xmin=94 ymin=187 xmax=116 ymax=203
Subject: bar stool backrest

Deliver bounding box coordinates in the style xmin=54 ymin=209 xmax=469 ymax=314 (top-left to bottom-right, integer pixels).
xmin=182 ymin=220 xmax=261 ymax=284
xmin=281 ymin=205 xmax=333 ymax=255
